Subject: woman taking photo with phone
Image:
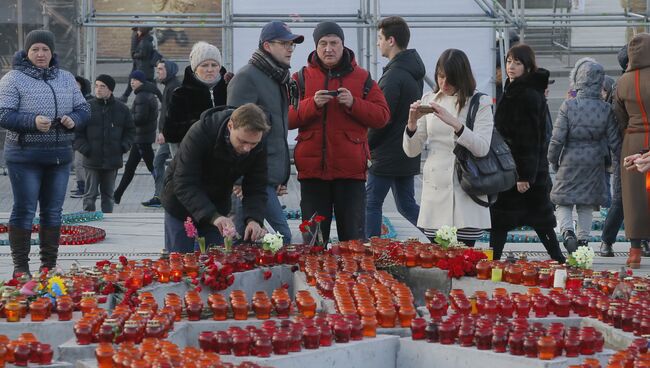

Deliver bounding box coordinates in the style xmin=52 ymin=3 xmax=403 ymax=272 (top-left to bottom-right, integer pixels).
xmin=489 ymin=44 xmax=565 ymax=263
xmin=403 ymin=48 xmax=492 ymax=247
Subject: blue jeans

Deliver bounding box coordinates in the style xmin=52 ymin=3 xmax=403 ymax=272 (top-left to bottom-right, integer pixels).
xmin=233 ymin=185 xmax=292 ymax=244
xmin=365 ymin=173 xmax=420 ymax=238
xmin=164 ymin=212 xmax=224 ymax=253
xmin=7 ymin=161 xmax=71 ymax=230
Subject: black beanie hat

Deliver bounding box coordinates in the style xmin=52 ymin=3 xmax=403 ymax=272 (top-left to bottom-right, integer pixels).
xmin=24 ymin=29 xmax=55 ymax=52
xmin=313 ymin=21 xmax=344 ymax=45
xmin=96 ymin=74 xmax=116 ymax=92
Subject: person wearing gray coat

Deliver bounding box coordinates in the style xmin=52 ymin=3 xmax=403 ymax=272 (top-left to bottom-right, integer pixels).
xmin=226 ymin=21 xmax=305 ymax=244
xmin=548 ymin=58 xmax=621 ymax=249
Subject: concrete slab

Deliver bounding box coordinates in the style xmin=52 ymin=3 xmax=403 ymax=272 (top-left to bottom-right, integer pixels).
xmin=397 ymin=337 xmax=615 ymax=368
xmin=580 ymin=317 xmax=640 ymax=351
xmin=218 ymin=334 xmax=399 ymax=368
xmin=0 ymin=312 xmax=81 ymax=360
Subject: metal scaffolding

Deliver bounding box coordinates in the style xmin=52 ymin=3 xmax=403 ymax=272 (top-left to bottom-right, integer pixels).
xmin=77 ymin=0 xmax=650 ymax=85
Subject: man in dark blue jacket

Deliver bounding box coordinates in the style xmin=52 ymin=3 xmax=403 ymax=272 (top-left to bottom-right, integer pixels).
xmin=366 ymin=17 xmax=425 ymax=238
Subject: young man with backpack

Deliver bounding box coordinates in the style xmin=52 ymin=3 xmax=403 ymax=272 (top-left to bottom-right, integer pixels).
xmin=289 ymin=21 xmax=390 ymax=244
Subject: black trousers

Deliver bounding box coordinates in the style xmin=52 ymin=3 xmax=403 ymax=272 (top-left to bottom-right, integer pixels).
xmin=115 ymin=143 xmax=155 ymax=197
xmin=490 ymin=227 xmax=566 ymax=264
xmin=300 ymin=179 xmax=366 ymax=244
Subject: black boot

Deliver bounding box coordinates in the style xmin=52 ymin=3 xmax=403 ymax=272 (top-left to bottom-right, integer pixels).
xmin=642 ymin=240 xmax=650 ymax=257
xmin=39 ymin=226 xmax=60 ymax=272
xmin=9 ymin=226 xmax=32 ymax=278
xmin=562 ymin=230 xmax=578 ymax=254
xmin=599 ymin=241 xmax=615 ymax=257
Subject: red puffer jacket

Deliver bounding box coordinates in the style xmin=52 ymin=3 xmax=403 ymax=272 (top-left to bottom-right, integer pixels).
xmin=289 ymin=49 xmax=390 ymax=181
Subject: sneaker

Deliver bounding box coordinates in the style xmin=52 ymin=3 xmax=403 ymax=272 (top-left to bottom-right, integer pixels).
xmin=70 ymin=190 xmax=84 ymax=198
xmin=141 ymin=196 xmax=162 ymax=207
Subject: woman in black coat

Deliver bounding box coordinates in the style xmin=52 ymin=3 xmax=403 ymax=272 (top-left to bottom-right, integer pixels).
xmin=163 ymin=41 xmax=229 ymax=145
xmin=490 ymin=44 xmax=565 ymax=263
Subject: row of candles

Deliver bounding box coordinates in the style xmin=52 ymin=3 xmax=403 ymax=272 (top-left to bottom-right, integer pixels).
xmin=197 ymin=314 xmax=368 ymax=358
xmin=604 ymin=340 xmax=650 ymax=367
xmin=95 ymin=338 xmax=272 ymax=368
xmin=410 ymin=312 xmax=641 ymax=360
xmin=0 ymin=333 xmax=54 ymax=367
xmin=423 ymin=285 xmax=650 ymax=337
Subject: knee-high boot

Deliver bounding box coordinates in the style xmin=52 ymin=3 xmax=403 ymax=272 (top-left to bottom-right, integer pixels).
xmin=39 ymin=226 xmax=61 ymax=272
xmin=9 ymin=226 xmax=32 ymax=277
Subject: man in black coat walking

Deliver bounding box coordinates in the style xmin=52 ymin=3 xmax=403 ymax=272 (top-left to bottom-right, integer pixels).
xmin=366 ymin=17 xmax=425 ymax=238
xmin=74 ymin=75 xmax=136 ymax=213
xmin=113 ymin=70 xmax=159 ymax=204
xmin=160 ymin=103 xmax=269 ymax=253
xmin=142 ymin=60 xmax=181 ymax=208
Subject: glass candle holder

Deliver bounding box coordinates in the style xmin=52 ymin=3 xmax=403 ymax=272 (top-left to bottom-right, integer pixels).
xmin=492 ymin=329 xmax=508 ymax=353
xmin=537 ymin=336 xmax=556 ymax=360
xmin=303 ymin=326 xmax=321 ymax=349
xmin=13 ymin=343 xmax=31 ymax=367
xmin=523 ymin=335 xmax=538 ymax=358
xmin=319 ymin=324 xmax=333 ymax=347
xmin=475 ymin=327 xmax=493 ymax=350
xmin=272 ymin=331 xmax=290 ymax=355
xmin=333 ymin=321 xmax=351 ymax=344
xmin=410 ymin=318 xmax=427 ymax=340
xmin=425 ymin=322 xmax=439 ymax=343
xmin=458 ymin=326 xmax=474 ymax=347
xmin=508 ymin=333 xmax=525 ymax=356
xmin=74 ymin=322 xmax=94 ymax=345
xmin=95 ymin=343 xmax=114 ymax=368
xmin=438 ymin=321 xmax=456 ymax=345
xmin=476 ymin=260 xmax=492 ymax=280
xmin=5 ymin=301 xmax=20 ymax=322
xmin=56 ymin=300 xmax=74 ymax=321
xmin=29 ymin=302 xmax=47 ymax=322
xmin=36 ymin=343 xmax=53 ymax=365
xmin=232 ymin=333 xmax=251 ymax=357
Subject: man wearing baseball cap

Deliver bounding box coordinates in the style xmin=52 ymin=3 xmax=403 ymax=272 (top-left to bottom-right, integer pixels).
xmin=74 ymin=74 xmax=135 ymax=213
xmin=227 ymin=21 xmax=304 ymax=244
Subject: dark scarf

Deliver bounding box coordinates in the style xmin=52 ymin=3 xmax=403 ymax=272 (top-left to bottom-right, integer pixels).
xmin=249 ymin=49 xmax=299 ymax=109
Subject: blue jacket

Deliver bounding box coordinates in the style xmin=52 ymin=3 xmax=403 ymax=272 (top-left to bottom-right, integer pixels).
xmin=0 ymin=51 xmax=90 ymax=164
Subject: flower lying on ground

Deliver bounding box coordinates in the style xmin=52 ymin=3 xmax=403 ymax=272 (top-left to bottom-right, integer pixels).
xmin=262 ymin=233 xmax=284 ymax=253
xmin=567 ymin=245 xmax=595 ymax=269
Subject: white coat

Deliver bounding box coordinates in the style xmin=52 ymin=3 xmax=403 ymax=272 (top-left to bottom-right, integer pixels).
xmin=403 ymin=91 xmax=493 ymax=230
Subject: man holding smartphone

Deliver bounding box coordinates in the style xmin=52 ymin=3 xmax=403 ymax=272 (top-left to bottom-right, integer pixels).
xmin=289 ymin=21 xmax=390 ymax=244
xmin=366 ymin=16 xmax=425 ymax=238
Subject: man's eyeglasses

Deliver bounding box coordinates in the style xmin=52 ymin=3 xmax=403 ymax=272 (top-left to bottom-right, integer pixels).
xmin=269 ymin=41 xmax=297 ymax=50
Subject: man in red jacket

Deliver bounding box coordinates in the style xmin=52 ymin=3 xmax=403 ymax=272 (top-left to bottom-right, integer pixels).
xmin=289 ymin=21 xmax=390 ymax=243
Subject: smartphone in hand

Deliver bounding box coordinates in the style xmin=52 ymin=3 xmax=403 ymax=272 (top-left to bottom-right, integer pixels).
xmin=416 ymin=105 xmax=436 ymax=114
xmin=324 ymin=90 xmax=340 ymax=97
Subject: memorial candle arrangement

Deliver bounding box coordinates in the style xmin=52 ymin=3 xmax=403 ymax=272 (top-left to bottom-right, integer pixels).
xmin=0 ymin=333 xmax=53 ymax=366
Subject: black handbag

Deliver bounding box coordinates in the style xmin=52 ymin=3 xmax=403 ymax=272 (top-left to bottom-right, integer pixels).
xmin=453 ymin=93 xmax=517 ymax=207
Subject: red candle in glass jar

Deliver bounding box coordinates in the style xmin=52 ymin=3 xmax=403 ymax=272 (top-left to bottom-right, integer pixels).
xmin=232 ymin=333 xmax=252 ymax=357
xmin=36 ymin=343 xmax=53 ymax=365
xmin=410 ymin=318 xmax=427 ymax=340
xmin=272 ymin=331 xmax=290 ymax=355
xmin=303 ymin=326 xmax=321 ymax=349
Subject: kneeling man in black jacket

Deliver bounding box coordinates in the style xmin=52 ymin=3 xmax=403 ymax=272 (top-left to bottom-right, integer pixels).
xmin=161 ymin=103 xmax=269 ymax=253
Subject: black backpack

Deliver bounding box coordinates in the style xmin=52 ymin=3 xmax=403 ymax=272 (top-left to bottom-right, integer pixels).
xmin=453 ymin=93 xmax=517 ymax=207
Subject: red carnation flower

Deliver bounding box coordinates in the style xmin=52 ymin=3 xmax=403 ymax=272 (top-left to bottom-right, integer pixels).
xmin=119 ymin=256 xmax=128 ymax=266
xmin=263 ymin=270 xmax=272 ymax=280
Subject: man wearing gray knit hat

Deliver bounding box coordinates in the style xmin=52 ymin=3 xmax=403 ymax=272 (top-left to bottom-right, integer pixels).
xmin=227 ymin=20 xmax=304 ymax=244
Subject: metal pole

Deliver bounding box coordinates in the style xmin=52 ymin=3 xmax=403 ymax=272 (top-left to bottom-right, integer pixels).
xmin=646 ymin=0 xmax=649 ymax=33
xmin=17 ymin=0 xmax=24 ymax=49
xmin=370 ymin=0 xmax=379 ymax=79
xmin=42 ymin=0 xmax=49 ymax=30
xmin=222 ymin=0 xmax=233 ymax=72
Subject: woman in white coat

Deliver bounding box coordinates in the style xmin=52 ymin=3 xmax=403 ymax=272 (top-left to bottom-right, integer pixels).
xmin=403 ymin=49 xmax=493 ymax=247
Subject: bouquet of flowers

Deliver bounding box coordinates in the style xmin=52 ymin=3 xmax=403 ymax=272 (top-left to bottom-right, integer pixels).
xmin=200 ymin=255 xmax=235 ymax=291
xmin=567 ymin=245 xmax=595 ymax=269
xmin=436 ymin=248 xmax=487 ymax=279
xmin=299 ymin=214 xmax=326 ymax=248
xmin=434 ymin=226 xmax=458 ymax=249
xmin=262 ymin=233 xmax=284 ymax=254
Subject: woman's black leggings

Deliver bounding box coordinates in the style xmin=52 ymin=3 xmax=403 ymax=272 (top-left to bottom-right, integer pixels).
xmin=114 ymin=143 xmax=154 ymax=196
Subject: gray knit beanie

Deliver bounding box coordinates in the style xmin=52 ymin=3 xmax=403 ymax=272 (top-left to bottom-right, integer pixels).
xmin=24 ymin=29 xmax=55 ymax=52
xmin=189 ymin=41 xmax=222 ymax=72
